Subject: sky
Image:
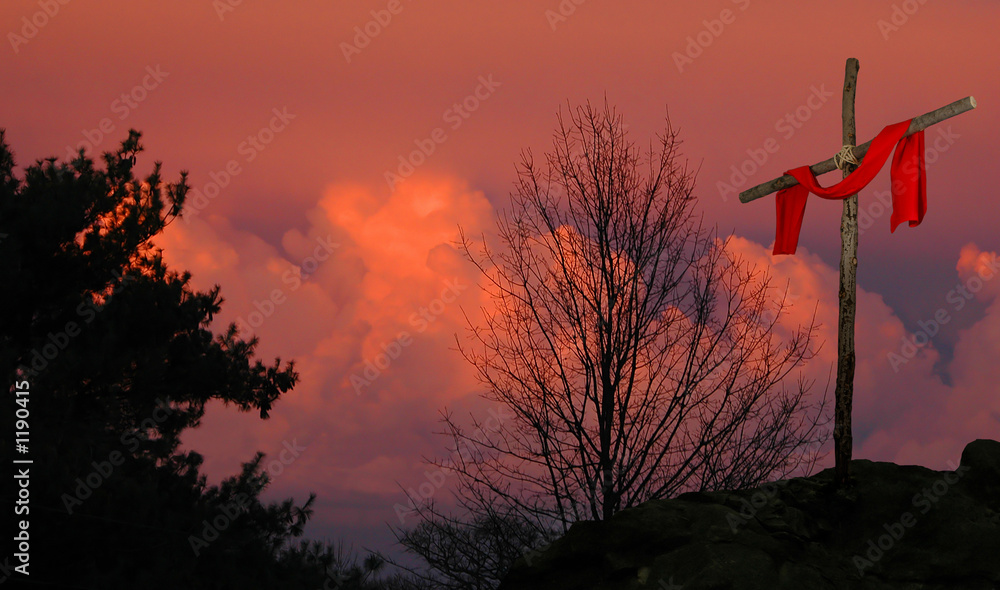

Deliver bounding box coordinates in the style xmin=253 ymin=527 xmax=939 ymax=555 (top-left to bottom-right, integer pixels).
xmin=3 ymin=0 xmax=999 ymax=563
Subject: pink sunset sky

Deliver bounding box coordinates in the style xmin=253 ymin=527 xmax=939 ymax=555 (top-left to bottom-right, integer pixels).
xmin=3 ymin=0 xmax=999 ymax=558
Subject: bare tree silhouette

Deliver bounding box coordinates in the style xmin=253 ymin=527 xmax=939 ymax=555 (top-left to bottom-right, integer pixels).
xmin=398 ymin=101 xmax=829 ymax=588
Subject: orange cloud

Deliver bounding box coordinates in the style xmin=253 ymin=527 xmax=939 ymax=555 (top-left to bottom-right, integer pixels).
xmin=157 ymin=174 xmax=497 ymax=514
xmin=729 ymin=237 xmax=1000 ymax=469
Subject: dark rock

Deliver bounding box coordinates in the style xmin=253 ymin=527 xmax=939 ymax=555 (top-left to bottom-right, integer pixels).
xmin=500 ymin=440 xmax=1000 ymax=590
xmin=961 ymin=439 xmax=1000 ymax=501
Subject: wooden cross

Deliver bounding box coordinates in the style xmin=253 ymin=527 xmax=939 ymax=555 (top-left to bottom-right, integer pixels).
xmin=739 ymin=58 xmax=976 ymax=486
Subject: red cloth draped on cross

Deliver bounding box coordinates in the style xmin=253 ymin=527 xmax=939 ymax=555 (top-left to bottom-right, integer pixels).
xmin=773 ymin=119 xmax=926 ymax=255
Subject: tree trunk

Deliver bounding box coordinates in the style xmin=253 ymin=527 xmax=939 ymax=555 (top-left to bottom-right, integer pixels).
xmin=600 ymin=365 xmax=615 ymax=520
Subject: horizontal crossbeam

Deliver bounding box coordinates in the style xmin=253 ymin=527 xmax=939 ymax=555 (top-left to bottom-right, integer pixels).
xmin=738 ymin=96 xmax=977 ymax=203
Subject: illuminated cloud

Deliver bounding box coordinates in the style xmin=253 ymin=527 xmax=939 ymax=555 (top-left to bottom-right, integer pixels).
xmin=156 ymin=175 xmax=497 ymax=538
xmin=728 ymin=237 xmax=1000 ymax=469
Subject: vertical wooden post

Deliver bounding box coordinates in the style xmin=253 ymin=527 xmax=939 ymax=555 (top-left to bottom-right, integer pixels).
xmin=834 ymin=58 xmax=859 ymax=486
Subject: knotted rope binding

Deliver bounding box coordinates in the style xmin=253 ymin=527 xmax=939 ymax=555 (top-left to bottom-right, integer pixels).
xmin=833 ymin=145 xmax=860 ymax=171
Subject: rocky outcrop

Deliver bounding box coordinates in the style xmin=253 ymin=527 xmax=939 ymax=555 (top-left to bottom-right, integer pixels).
xmin=500 ymin=439 xmax=1000 ymax=590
